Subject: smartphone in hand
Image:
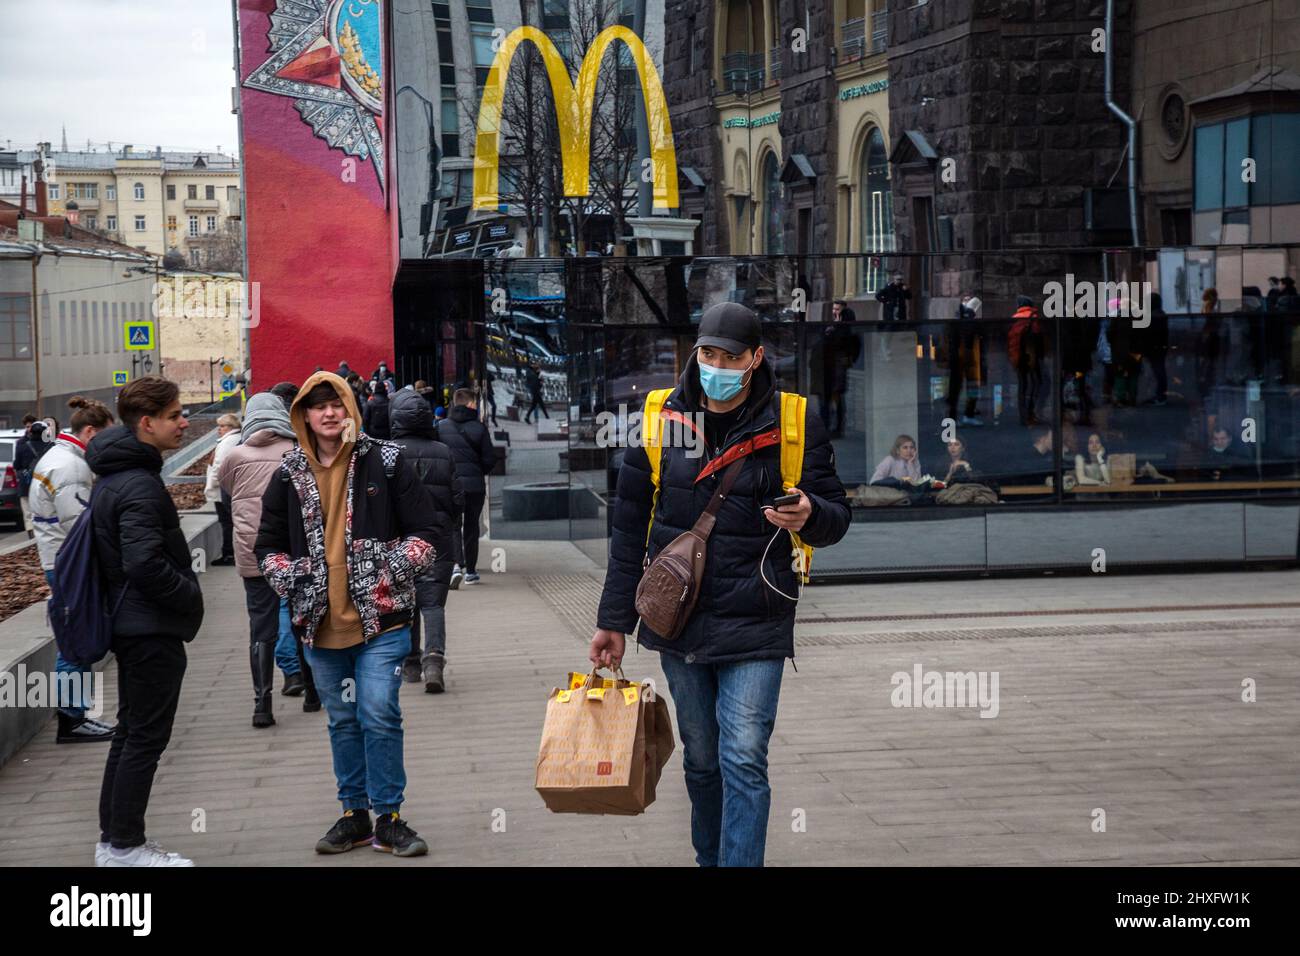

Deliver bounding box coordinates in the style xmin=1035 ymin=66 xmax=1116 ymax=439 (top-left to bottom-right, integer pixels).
xmin=770 ymin=492 xmax=801 ymax=510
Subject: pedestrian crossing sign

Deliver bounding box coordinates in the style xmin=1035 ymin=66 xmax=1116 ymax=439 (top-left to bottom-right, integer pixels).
xmin=124 ymin=321 xmax=154 ymax=350
xmin=112 ymin=370 xmax=128 ymax=386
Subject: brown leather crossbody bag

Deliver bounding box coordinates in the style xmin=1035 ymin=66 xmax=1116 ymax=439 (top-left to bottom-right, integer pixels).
xmin=634 ymin=458 xmax=743 ymax=641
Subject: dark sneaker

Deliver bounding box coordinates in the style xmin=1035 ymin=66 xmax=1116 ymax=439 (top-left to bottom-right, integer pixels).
xmin=423 ymin=658 xmax=445 ymax=694
xmin=211 ymin=555 xmax=236 ymax=566
xmin=281 ymin=672 xmax=305 ymax=697
xmin=303 ymin=684 xmax=322 ymax=713
xmin=314 ymin=810 xmax=373 ymax=854
xmin=56 ymin=713 xmax=115 ymax=744
xmin=401 ymin=657 xmax=423 ymax=683
xmin=449 ymin=566 xmax=464 ymax=590
xmin=463 ymin=572 xmax=481 ymax=585
xmin=372 ymin=813 xmax=428 ymax=857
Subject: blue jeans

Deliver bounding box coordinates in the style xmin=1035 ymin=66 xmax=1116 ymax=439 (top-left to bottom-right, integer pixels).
xmin=657 ymin=654 xmax=784 ymax=867
xmin=275 ymin=599 xmax=300 ymax=676
xmin=45 ymin=570 xmax=93 ymax=718
xmin=302 ymin=626 xmax=410 ymax=815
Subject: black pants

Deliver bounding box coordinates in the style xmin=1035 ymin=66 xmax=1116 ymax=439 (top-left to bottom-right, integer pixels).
xmin=1016 ymin=358 xmax=1043 ymax=424
xmin=458 ymin=492 xmax=486 ymax=573
xmin=525 ymin=393 xmax=549 ymax=422
xmin=215 ymin=491 xmax=234 ymax=559
xmin=99 ymin=635 xmax=187 ymax=848
xmin=242 ymin=575 xmax=279 ymax=648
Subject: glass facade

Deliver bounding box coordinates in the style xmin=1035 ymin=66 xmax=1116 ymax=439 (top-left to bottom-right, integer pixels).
xmin=393 ymin=250 xmax=1300 ymax=578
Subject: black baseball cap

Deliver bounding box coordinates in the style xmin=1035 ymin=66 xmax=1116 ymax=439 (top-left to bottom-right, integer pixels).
xmin=695 ymin=302 xmax=761 ymax=355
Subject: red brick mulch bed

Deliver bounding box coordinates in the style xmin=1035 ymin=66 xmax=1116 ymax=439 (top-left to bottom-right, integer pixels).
xmin=0 ymin=544 xmax=48 ymax=624
xmin=168 ymin=483 xmax=210 ymax=512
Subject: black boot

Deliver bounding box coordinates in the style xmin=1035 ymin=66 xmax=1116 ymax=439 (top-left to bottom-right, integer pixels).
xmin=299 ymin=639 xmax=321 ymax=713
xmin=422 ymin=654 xmax=445 ymax=694
xmin=251 ymin=643 xmax=275 ymax=728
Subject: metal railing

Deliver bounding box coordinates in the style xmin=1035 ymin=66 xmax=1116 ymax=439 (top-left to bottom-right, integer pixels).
xmin=721 ymin=51 xmax=765 ymax=94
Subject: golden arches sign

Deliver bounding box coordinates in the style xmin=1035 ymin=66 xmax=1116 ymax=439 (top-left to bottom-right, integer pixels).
xmin=472 ymin=25 xmax=678 ymax=212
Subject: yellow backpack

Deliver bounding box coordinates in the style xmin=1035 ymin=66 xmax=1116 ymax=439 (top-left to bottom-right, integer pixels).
xmin=640 ymin=388 xmax=814 ymax=583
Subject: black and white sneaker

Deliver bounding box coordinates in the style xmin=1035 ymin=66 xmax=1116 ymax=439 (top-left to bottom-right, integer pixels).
xmin=449 ymin=565 xmax=464 ymax=590
xmin=372 ymin=813 xmax=428 ymax=857
xmin=314 ymin=810 xmax=373 ymax=854
xmin=56 ymin=714 xmax=115 ymax=744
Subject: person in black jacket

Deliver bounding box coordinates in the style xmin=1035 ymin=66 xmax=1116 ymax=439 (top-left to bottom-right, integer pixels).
xmin=523 ymin=363 xmax=549 ymax=424
xmin=362 ymin=380 xmax=391 ymax=439
xmin=87 ymin=376 xmax=203 ymax=868
xmin=591 ymin=302 xmax=851 ymax=868
xmin=255 ymin=372 xmax=438 ymax=858
xmin=435 ymin=389 xmax=497 ymax=584
xmin=875 ymin=273 xmax=911 ymax=322
xmin=389 ymin=387 xmax=464 ymax=692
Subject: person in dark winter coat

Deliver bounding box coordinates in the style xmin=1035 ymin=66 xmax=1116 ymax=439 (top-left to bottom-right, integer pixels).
xmin=523 ymin=364 xmax=548 ymax=423
xmin=362 ymin=380 xmax=391 ymax=439
xmin=591 ymin=302 xmax=851 ymax=868
xmin=389 ymin=388 xmax=464 ymax=692
xmin=434 ymin=389 xmax=497 ymax=583
xmin=254 ymin=372 xmax=438 ymax=858
xmin=15 ymin=419 xmax=56 ymax=496
xmin=875 ymin=273 xmax=911 ymax=322
xmin=86 ymin=376 xmax=203 ymax=867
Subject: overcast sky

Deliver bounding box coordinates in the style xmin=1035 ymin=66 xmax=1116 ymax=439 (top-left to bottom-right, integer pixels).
xmin=1 ymin=0 xmax=240 ymax=156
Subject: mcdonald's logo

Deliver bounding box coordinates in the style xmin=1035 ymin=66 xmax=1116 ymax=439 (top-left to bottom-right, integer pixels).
xmin=472 ymin=25 xmax=678 ymax=212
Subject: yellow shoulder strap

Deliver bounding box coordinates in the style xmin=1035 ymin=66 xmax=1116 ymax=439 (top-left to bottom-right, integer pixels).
xmin=778 ymin=392 xmax=815 ymax=582
xmin=642 ymin=388 xmax=672 ymax=548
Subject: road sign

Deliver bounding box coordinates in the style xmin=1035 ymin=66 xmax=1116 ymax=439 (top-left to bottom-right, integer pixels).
xmin=221 ymin=377 xmax=236 ymax=393
xmin=221 ymin=362 xmax=234 ymax=376
xmin=112 ymin=370 xmax=128 ymax=386
xmin=124 ymin=321 xmax=154 ymax=350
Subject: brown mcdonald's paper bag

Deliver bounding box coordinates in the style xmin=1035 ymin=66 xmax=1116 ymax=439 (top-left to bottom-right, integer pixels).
xmin=536 ymin=668 xmax=675 ymax=815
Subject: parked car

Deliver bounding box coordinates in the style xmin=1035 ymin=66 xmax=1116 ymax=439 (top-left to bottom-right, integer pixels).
xmin=0 ymin=428 xmax=25 ymax=530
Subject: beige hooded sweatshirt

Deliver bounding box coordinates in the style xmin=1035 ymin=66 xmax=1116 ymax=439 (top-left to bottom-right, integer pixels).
xmin=290 ymin=371 xmax=364 ymax=649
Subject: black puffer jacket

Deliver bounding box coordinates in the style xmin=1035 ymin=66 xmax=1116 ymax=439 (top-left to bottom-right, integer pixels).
xmin=85 ymin=425 xmax=204 ymax=642
xmin=435 ymin=404 xmax=497 ymax=494
xmin=363 ymin=388 xmax=391 ymax=439
xmin=596 ymin=354 xmax=850 ymax=663
xmin=390 ymin=388 xmax=463 ymax=586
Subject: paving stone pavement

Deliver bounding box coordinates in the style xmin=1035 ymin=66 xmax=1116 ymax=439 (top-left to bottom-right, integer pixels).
xmin=1 ymin=544 xmax=1297 ymax=867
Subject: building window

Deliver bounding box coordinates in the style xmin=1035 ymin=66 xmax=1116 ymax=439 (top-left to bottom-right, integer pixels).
xmin=102 ymin=307 xmax=111 ymax=355
xmin=40 ymin=293 xmax=51 ymax=356
xmin=106 ymin=184 xmax=117 ymax=200
xmin=92 ymin=301 xmax=99 ymax=353
xmin=859 ymin=126 xmax=895 ymax=293
xmin=167 ymin=184 xmax=176 ymax=200
xmin=205 ymin=184 xmax=215 ymax=200
xmin=70 ymin=182 xmax=98 ymax=199
xmin=81 ymin=300 xmax=89 ymax=354
xmin=190 ymin=249 xmax=201 ymax=267
xmin=0 ymin=294 xmax=32 ymax=360
xmin=1195 ymin=112 xmax=1300 ymax=211
xmin=167 ymin=215 xmax=177 ymax=231
xmin=85 ymin=215 xmax=98 ymax=231
xmin=134 ymin=215 xmax=146 ymax=231
xmin=47 ymin=183 xmax=60 ymax=200
xmin=471 ymin=23 xmax=497 ymax=66
xmin=106 ymin=215 xmax=117 ymax=231
xmin=441 ymin=89 xmax=460 ymax=158
xmin=187 ymin=184 xmax=198 ymax=200
xmin=133 ymin=182 xmax=145 ymax=200
xmin=189 ymin=215 xmax=199 ymax=237
xmin=59 ymin=300 xmax=67 ymax=356
xmin=206 ymin=215 xmax=217 ymax=232
xmin=763 ymin=153 xmax=785 ymax=254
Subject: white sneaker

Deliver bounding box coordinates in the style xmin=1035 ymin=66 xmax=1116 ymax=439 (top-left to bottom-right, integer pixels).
xmin=99 ymin=841 xmax=194 ymax=867
xmin=463 ymin=572 xmax=480 ymax=585
xmin=449 ymin=566 xmax=464 ymax=590
xmin=94 ymin=841 xmax=110 ymax=866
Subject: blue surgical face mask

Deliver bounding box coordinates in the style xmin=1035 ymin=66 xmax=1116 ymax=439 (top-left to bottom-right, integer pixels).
xmin=698 ymin=352 xmax=755 ymax=402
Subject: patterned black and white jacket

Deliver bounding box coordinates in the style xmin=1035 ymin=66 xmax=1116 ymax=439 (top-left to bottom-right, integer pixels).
xmin=254 ymin=432 xmax=438 ymax=645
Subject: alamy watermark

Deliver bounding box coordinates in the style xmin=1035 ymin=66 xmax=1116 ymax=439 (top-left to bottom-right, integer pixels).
xmin=1042 ymin=274 xmax=1153 ymax=328
xmin=593 ymin=405 xmax=705 ymax=458
xmin=890 ymin=663 xmax=1000 ymax=718
xmin=0 ymin=665 xmax=104 ymax=718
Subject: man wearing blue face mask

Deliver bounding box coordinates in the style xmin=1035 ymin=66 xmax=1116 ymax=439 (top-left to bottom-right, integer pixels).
xmin=592 ymin=301 xmax=851 ymax=867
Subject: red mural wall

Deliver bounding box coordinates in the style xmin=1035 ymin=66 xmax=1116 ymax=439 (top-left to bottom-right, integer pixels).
xmin=236 ymin=0 xmax=395 ymax=389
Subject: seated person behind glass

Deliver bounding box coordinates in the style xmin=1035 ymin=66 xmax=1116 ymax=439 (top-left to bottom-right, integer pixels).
xmin=871 ymin=434 xmax=922 ymax=484
xmin=1201 ymin=427 xmax=1254 ymax=481
xmin=942 ymin=437 xmax=974 ymax=484
xmin=1074 ymin=432 xmax=1110 ymax=486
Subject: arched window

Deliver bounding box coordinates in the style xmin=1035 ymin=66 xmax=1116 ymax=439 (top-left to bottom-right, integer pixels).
xmin=133 ymin=182 xmax=145 ymax=200
xmin=859 ymin=127 xmax=894 ymax=291
xmin=763 ymin=153 xmax=784 ymax=254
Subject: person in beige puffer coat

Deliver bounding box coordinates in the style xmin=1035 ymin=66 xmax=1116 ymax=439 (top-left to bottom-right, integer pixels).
xmin=218 ymin=391 xmax=317 ymax=727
